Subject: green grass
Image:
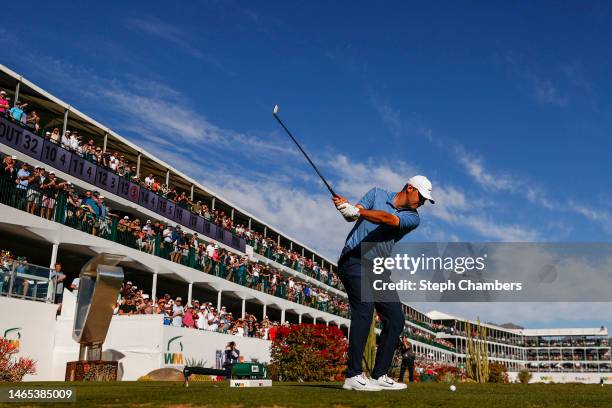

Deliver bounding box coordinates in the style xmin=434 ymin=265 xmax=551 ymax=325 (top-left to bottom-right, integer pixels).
xmin=1 ymin=381 xmax=611 ymax=408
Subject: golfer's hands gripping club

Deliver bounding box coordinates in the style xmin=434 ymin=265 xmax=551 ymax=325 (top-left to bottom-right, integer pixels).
xmin=332 ymin=195 xmax=360 ymax=222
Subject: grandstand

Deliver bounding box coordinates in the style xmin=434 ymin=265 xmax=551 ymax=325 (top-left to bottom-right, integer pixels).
xmin=0 ymin=63 xmax=610 ymax=383
xmin=401 ymin=305 xmax=611 ymax=379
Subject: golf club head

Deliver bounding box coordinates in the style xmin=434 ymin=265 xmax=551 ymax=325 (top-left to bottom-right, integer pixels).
xmin=273 ymin=105 xmax=279 ymax=115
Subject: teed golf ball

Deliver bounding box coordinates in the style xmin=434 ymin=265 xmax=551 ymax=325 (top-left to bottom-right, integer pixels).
xmin=450 ymin=385 xmax=457 ymax=392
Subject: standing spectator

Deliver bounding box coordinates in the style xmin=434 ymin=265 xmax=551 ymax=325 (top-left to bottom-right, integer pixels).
xmin=9 ymin=101 xmax=27 ymax=123
xmin=0 ymin=90 xmax=10 ymax=114
xmin=27 ymin=110 xmax=40 ymax=132
xmin=118 ymin=298 xmax=137 ymax=315
xmin=50 ymin=128 xmax=61 ymax=144
xmin=70 ymin=276 xmax=80 ymax=292
xmin=15 ymin=162 xmax=31 ymax=208
xmin=172 ymin=297 xmax=184 ymax=327
xmin=61 ymin=131 xmax=71 ymax=150
xmin=51 ymin=262 xmax=66 ymax=305
xmin=398 ymin=336 xmax=415 ymax=383
xmin=224 ymin=341 xmax=240 ymax=368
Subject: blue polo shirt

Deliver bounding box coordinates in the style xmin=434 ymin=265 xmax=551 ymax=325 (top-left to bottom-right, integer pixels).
xmin=341 ymin=188 xmax=420 ymax=260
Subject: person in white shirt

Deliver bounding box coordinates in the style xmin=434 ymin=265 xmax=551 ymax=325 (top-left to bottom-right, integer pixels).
xmin=163 ymin=226 xmax=174 ymax=243
xmin=61 ymin=131 xmax=71 ymax=150
xmin=144 ymin=174 xmax=154 ymax=188
xmin=70 ymin=277 xmax=80 ymax=292
xmin=69 ymin=133 xmax=80 ymax=152
xmin=206 ymin=243 xmax=215 ymax=259
xmin=196 ymin=306 xmax=209 ymax=330
xmin=171 ymin=297 xmax=184 ymax=327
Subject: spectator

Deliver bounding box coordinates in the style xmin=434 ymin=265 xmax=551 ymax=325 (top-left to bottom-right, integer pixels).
xmin=118 ymin=297 xmax=137 ymax=315
xmin=224 ymin=341 xmax=240 ymax=367
xmin=51 ymin=262 xmax=66 ymax=305
xmin=61 ymin=131 xmax=71 ymax=149
xmin=172 ymin=297 xmax=184 ymax=327
xmin=0 ymin=90 xmax=10 ymax=114
xmin=70 ymin=277 xmax=80 ymax=292
xmin=49 ymin=128 xmax=61 ymax=144
xmin=9 ymin=101 xmax=27 ymax=123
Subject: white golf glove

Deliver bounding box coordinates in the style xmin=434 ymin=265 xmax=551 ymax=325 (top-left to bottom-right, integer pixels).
xmin=336 ymin=202 xmax=360 ymax=222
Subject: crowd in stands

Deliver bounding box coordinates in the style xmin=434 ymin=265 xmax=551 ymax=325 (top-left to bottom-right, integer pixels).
xmin=0 ymin=151 xmax=350 ymax=319
xmin=402 ymin=324 xmax=455 ymax=352
xmin=0 ymin=90 xmax=341 ymax=291
xmin=115 ymin=281 xmax=297 ymax=340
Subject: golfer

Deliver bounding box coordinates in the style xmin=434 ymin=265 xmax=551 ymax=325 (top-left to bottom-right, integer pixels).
xmin=333 ymin=175 xmax=434 ymax=391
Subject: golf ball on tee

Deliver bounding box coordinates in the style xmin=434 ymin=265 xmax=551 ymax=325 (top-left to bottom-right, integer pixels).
xmin=450 ymin=385 xmax=457 ymax=392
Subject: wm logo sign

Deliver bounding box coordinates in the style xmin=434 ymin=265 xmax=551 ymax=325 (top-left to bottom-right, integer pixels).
xmin=164 ymin=335 xmax=184 ymax=365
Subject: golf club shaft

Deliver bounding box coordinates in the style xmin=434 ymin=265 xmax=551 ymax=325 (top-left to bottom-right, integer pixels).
xmin=273 ymin=113 xmax=338 ymax=197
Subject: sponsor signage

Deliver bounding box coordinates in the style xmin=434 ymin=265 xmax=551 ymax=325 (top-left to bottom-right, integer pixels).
xmin=0 ymin=116 xmax=245 ymax=251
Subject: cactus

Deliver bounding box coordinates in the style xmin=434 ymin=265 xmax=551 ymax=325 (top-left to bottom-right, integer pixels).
xmin=465 ymin=318 xmax=489 ymax=383
xmin=362 ymin=311 xmax=377 ymax=375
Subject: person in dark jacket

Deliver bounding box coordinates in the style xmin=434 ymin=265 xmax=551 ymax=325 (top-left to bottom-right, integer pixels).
xmin=224 ymin=341 xmax=240 ymax=370
xmin=398 ymin=336 xmax=415 ymax=383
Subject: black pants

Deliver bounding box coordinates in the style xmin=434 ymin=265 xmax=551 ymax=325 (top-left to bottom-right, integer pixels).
xmin=399 ymin=361 xmax=414 ymax=382
xmin=339 ymin=254 xmax=404 ymax=379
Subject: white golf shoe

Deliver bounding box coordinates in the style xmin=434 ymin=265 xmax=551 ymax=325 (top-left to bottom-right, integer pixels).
xmin=374 ymin=374 xmax=408 ymax=390
xmin=342 ymin=373 xmax=382 ymax=391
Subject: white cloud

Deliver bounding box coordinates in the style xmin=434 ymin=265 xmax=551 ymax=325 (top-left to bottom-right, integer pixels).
xmin=124 ymin=16 xmax=210 ymax=62
xmin=455 ymin=148 xmax=554 ymax=209
xmin=569 ymin=202 xmax=612 ymax=233
xmin=533 ymin=77 xmax=569 ymax=107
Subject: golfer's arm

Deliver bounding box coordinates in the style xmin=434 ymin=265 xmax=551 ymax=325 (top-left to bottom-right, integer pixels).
xmin=356 ymin=205 xmax=400 ymax=227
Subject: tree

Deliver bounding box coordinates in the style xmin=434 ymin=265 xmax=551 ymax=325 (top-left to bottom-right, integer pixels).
xmin=0 ymin=338 xmax=36 ymax=382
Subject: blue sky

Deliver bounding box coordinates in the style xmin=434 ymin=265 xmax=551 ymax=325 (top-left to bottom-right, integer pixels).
xmin=2 ymin=1 xmax=612 ymax=329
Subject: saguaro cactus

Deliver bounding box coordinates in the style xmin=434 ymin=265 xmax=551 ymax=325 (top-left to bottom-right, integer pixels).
xmin=465 ymin=318 xmax=489 ymax=383
xmin=362 ymin=311 xmax=377 ymax=375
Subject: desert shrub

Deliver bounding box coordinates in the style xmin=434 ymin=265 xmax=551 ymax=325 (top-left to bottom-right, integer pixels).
xmin=270 ymin=324 xmax=347 ymax=382
xmin=488 ymin=363 xmax=509 ymax=383
xmin=517 ymin=369 xmax=532 ymax=384
xmin=0 ymin=338 xmax=36 ymax=382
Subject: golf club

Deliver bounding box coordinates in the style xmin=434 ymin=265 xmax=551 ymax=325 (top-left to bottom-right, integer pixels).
xmin=272 ymin=105 xmax=338 ymax=197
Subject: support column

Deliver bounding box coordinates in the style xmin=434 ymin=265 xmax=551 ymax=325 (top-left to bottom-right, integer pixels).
xmin=103 ymin=133 xmax=108 ymax=153
xmin=241 ymin=298 xmax=246 ymax=319
xmin=62 ymin=108 xmax=69 ymax=135
xmin=165 ymin=170 xmax=170 ymax=186
xmin=211 ymin=197 xmax=216 ymax=211
xmin=248 ymin=218 xmax=252 ymax=229
xmin=326 ymin=320 xmax=329 ymax=327
xmin=277 ymin=235 xmax=280 ymax=246
xmin=151 ymin=273 xmax=158 ymax=302
xmin=313 ymin=316 xmax=317 ymax=325
xmin=136 ymin=153 xmax=141 ymax=178
xmin=298 ymin=314 xmax=302 ymax=324
xmin=231 ymin=208 xmax=234 ymax=221
xmin=262 ymin=303 xmax=267 ymax=319
xmin=47 ymin=243 xmax=59 ymax=302
xmin=217 ymin=290 xmax=222 ymax=310
xmin=187 ymin=282 xmax=193 ymax=306
xmin=49 ymin=243 xmax=59 ymax=269
xmin=14 ymin=80 xmax=20 ymax=106
xmin=190 ymin=185 xmax=194 ymax=201
xmin=264 ymin=226 xmax=267 ymax=238
xmin=281 ymin=309 xmax=286 ymax=324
